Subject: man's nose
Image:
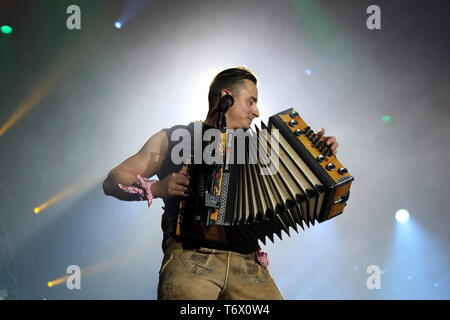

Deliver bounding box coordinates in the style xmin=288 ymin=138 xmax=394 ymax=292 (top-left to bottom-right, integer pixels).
xmin=251 ymin=106 xmax=260 ymax=119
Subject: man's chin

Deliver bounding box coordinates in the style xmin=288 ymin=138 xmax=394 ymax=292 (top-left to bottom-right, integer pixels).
xmin=227 ymin=123 xmax=250 ymax=130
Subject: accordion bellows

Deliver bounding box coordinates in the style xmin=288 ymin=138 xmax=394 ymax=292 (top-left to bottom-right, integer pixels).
xmin=177 ymin=108 xmax=354 ymax=247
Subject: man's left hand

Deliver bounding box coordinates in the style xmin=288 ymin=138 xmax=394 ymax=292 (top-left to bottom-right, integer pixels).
xmin=317 ymin=128 xmax=339 ymax=156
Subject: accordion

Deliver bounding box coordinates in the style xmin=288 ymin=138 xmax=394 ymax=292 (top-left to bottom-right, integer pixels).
xmin=176 ymin=108 xmax=354 ymax=247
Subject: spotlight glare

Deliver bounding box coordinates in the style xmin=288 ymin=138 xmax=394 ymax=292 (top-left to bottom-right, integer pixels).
xmin=47 ymin=275 xmax=69 ymax=288
xmin=305 ymin=69 xmax=312 ymax=76
xmin=115 ymin=22 xmax=122 ymax=29
xmin=395 ymin=209 xmax=410 ymax=223
xmin=1 ymin=25 xmax=13 ymax=34
xmin=381 ymin=115 xmax=392 ymax=123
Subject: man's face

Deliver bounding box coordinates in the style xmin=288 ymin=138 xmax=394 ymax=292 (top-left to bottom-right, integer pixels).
xmin=223 ymin=79 xmax=260 ymax=129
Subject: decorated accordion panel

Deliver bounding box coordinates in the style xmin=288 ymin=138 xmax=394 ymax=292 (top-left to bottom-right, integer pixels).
xmin=177 ymin=108 xmax=354 ymax=247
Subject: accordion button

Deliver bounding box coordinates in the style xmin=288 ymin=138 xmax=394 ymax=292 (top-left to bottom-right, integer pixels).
xmin=289 ymin=120 xmax=298 ymax=127
xmin=317 ymin=155 xmax=326 ymax=162
xmin=294 ymin=129 xmax=303 ymax=136
xmin=338 ymin=167 xmax=348 ymax=175
xmin=326 ymin=163 xmax=336 ymax=171
xmin=290 ymin=111 xmax=299 ymax=118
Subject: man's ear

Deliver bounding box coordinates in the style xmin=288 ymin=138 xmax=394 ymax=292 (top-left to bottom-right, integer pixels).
xmin=220 ymin=89 xmax=232 ymax=98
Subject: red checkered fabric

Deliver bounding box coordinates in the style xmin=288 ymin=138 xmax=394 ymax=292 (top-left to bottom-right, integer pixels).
xmin=256 ymin=250 xmax=269 ymax=268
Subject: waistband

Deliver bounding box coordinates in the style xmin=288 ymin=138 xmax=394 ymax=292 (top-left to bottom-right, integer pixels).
xmin=163 ymin=236 xmax=260 ymax=255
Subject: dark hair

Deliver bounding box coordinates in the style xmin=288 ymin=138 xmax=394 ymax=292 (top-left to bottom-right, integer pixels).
xmin=207 ymin=67 xmax=257 ymax=119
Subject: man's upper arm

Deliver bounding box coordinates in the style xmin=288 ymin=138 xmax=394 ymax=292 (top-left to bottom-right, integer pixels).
xmin=114 ymin=130 xmax=169 ymax=178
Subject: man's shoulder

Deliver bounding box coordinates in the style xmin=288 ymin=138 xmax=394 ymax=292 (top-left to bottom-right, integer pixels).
xmin=161 ymin=121 xmax=199 ymax=135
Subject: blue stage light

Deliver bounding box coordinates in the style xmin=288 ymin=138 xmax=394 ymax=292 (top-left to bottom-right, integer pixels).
xmin=115 ymin=22 xmax=122 ymax=29
xmin=395 ymin=209 xmax=410 ymax=223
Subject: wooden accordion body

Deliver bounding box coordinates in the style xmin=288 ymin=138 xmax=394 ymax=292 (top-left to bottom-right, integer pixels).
xmin=176 ymin=108 xmax=354 ymax=247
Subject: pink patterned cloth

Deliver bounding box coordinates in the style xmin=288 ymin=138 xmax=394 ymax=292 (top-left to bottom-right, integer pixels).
xmin=117 ymin=175 xmax=159 ymax=208
xmin=256 ymin=250 xmax=269 ymax=268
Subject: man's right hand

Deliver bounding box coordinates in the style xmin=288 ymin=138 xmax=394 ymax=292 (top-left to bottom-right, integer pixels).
xmin=152 ymin=166 xmax=190 ymax=198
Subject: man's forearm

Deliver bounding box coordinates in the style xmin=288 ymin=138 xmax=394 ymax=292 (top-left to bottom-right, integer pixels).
xmin=103 ymin=168 xmax=142 ymax=201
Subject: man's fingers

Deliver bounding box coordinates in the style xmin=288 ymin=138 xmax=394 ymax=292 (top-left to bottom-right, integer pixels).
xmin=173 ymin=174 xmax=190 ymax=187
xmin=169 ymin=181 xmax=189 ymax=193
xmin=326 ymin=136 xmax=336 ymax=145
xmin=331 ymin=142 xmax=339 ymax=154
xmin=178 ymin=165 xmax=191 ymax=183
xmin=317 ymin=128 xmax=325 ymax=137
xmin=332 ymin=147 xmax=338 ymax=155
xmin=318 ymin=128 xmax=328 ymax=142
xmin=170 ymin=189 xmax=189 ymax=197
xmin=179 ymin=165 xmax=188 ymax=175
